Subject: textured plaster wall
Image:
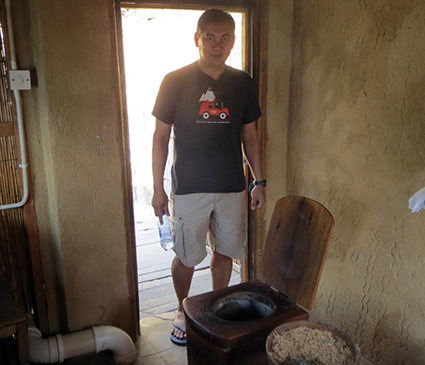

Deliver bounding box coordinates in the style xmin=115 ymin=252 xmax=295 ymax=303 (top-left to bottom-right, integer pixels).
xmin=13 ymin=0 xmax=138 ymax=338
xmin=288 ymin=1 xmax=425 ymax=363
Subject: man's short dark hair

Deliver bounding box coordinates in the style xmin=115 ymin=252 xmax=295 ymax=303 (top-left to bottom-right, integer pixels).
xmin=196 ymin=9 xmax=235 ymax=34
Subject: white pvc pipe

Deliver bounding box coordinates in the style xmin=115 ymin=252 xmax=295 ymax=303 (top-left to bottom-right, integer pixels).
xmin=1 ymin=0 xmax=30 ymax=210
xmin=27 ymin=316 xmax=137 ymax=364
xmin=92 ymin=326 xmax=138 ymax=364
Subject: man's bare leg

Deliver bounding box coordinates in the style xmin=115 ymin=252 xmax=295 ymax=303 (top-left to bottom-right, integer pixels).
xmin=171 ymin=257 xmax=194 ymax=341
xmin=210 ymin=250 xmax=233 ymax=290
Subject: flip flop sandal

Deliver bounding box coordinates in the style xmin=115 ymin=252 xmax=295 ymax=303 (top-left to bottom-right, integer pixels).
xmin=170 ymin=323 xmax=187 ymax=346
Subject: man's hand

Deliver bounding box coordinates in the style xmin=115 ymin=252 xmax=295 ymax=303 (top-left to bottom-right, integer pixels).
xmin=152 ymin=188 xmax=170 ymax=224
xmin=250 ymin=186 xmax=266 ymax=210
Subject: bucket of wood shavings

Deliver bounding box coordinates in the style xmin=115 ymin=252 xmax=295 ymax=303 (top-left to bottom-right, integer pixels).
xmin=266 ymin=320 xmax=361 ymax=365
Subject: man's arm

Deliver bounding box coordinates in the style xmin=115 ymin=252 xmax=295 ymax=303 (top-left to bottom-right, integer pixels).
xmin=241 ymin=122 xmax=266 ymax=210
xmin=152 ymin=118 xmax=172 ymax=223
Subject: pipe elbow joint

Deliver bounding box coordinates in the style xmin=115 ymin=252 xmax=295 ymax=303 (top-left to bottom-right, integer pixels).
xmin=27 ymin=315 xmax=136 ymax=364
xmin=92 ymin=325 xmax=137 ymax=364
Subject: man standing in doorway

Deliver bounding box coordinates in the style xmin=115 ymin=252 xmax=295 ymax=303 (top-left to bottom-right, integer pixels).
xmin=151 ymin=9 xmax=266 ymax=346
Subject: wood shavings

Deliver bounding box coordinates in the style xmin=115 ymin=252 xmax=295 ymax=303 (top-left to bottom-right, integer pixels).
xmin=270 ymin=327 xmax=355 ymax=365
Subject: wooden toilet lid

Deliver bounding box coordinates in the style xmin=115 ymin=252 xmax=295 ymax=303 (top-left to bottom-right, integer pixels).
xmin=256 ymin=196 xmax=334 ymax=310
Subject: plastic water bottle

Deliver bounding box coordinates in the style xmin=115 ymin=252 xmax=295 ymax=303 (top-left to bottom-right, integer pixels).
xmin=158 ymin=211 xmax=173 ymax=251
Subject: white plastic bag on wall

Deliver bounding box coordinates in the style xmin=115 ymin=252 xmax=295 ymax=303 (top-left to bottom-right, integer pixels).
xmin=409 ymin=187 xmax=425 ymax=213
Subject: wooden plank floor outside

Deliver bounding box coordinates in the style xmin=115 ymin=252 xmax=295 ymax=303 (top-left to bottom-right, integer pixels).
xmin=134 ymin=205 xmax=241 ymax=319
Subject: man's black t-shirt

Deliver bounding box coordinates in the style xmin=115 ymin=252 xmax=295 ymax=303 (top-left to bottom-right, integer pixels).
xmin=152 ymin=62 xmax=261 ymax=195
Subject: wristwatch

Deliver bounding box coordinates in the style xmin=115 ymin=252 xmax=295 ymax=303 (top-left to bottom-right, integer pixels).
xmin=249 ymin=179 xmax=267 ymax=193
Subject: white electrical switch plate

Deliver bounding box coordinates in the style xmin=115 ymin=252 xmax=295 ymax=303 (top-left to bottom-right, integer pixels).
xmin=8 ymin=70 xmax=31 ymax=90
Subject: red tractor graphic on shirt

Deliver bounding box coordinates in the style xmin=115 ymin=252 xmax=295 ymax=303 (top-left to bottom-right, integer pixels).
xmin=199 ymin=88 xmax=229 ymax=120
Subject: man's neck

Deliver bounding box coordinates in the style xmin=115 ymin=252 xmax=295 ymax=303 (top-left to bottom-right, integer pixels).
xmin=197 ymin=60 xmax=225 ymax=80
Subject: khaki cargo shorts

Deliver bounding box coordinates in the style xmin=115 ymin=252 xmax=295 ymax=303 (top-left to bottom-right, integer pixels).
xmin=170 ymin=192 xmax=247 ymax=267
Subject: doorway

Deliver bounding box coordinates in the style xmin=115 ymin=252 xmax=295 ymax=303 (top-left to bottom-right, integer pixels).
xmin=120 ymin=7 xmax=247 ymax=320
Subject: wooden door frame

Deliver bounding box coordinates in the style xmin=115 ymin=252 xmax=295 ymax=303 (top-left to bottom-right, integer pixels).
xmin=117 ymin=0 xmax=269 ymax=283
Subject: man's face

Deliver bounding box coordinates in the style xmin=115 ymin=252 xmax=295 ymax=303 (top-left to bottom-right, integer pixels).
xmin=195 ymin=21 xmax=235 ymax=68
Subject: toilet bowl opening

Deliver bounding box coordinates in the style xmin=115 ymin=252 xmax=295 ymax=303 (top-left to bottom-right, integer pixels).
xmin=212 ymin=292 xmax=275 ymax=322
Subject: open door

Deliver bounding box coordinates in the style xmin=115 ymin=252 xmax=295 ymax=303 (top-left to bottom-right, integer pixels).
xmin=118 ymin=1 xmax=264 ymax=283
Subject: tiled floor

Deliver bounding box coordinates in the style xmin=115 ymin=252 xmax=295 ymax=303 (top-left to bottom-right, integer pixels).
xmin=138 ymin=312 xmax=187 ymax=364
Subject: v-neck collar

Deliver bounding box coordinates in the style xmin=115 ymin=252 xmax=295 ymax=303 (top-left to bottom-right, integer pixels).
xmin=195 ymin=61 xmax=228 ymax=82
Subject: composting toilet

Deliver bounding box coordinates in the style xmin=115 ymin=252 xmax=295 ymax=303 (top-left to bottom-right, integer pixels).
xmin=183 ymin=195 xmax=334 ymax=365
